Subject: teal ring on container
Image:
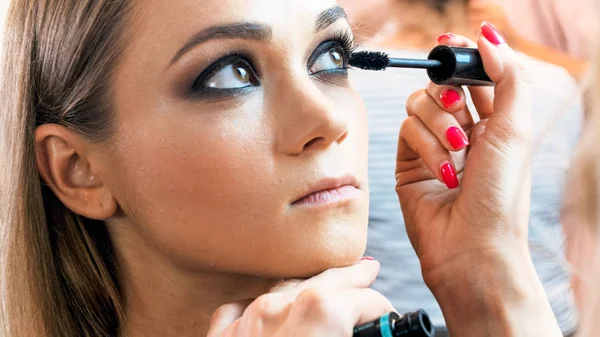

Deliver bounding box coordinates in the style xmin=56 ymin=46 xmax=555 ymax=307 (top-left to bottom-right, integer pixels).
xmin=379 ymin=313 xmax=393 ymax=337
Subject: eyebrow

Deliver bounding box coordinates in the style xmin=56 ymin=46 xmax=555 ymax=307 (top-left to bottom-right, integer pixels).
xmin=315 ymin=6 xmax=348 ymax=33
xmin=169 ymin=6 xmax=348 ymax=67
xmin=169 ymin=23 xmax=272 ymax=66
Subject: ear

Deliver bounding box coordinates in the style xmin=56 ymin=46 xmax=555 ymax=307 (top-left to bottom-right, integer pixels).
xmin=35 ymin=124 xmax=118 ymax=220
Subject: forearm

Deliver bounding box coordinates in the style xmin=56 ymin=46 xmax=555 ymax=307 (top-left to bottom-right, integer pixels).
xmin=510 ymin=34 xmax=588 ymax=80
xmin=427 ymin=248 xmax=563 ymax=337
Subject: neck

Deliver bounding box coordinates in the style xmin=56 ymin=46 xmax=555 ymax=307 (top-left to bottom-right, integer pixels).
xmin=369 ymin=1 xmax=473 ymax=50
xmin=111 ymin=224 xmax=279 ymax=337
xmin=123 ymin=272 xmax=276 ymax=337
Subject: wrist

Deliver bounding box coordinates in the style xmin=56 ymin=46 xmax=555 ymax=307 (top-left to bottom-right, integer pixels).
xmin=426 ymin=248 xmax=562 ymax=337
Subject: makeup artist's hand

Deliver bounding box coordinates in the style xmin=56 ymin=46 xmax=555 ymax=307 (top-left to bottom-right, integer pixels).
xmin=397 ymin=23 xmax=562 ymax=336
xmin=207 ymin=259 xmax=396 ymax=337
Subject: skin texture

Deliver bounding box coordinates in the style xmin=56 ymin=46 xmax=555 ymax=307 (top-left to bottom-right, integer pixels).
xmin=35 ymin=0 xmax=368 ymax=335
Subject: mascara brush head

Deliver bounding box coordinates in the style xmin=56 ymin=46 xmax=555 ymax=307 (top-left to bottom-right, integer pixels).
xmin=349 ymin=51 xmax=390 ymax=71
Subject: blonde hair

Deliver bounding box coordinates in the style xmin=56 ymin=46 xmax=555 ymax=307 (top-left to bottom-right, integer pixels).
xmin=0 ymin=1 xmax=131 ymax=336
xmin=573 ymin=51 xmax=600 ymax=336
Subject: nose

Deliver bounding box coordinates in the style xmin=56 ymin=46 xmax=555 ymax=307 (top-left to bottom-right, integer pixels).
xmin=275 ymin=77 xmax=350 ymax=156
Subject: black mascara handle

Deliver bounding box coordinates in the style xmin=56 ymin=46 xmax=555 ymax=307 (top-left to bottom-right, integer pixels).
xmin=427 ymin=45 xmax=494 ymax=86
xmin=353 ymin=310 xmax=436 ymax=337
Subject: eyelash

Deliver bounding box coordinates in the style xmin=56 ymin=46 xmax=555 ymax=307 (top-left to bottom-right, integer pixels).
xmin=191 ymin=30 xmax=357 ymax=98
xmin=309 ymin=29 xmax=358 ymax=75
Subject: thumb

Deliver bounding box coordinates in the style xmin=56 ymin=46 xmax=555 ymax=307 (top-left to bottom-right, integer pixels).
xmin=464 ymin=22 xmax=533 ymax=226
xmin=267 ymin=259 xmax=380 ymax=299
xmin=477 ymin=21 xmax=532 ymax=147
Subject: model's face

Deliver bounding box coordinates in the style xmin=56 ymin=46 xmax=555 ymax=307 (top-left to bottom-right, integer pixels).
xmin=98 ymin=0 xmax=369 ymax=278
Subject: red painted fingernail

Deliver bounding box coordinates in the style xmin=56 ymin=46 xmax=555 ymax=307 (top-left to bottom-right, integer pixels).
xmin=361 ymin=256 xmax=375 ymax=261
xmin=440 ymin=163 xmax=459 ymax=189
xmin=437 ymin=33 xmax=456 ymax=43
xmin=440 ymin=89 xmax=461 ymax=109
xmin=481 ymin=21 xmax=506 ymax=45
xmin=446 ymin=126 xmax=469 ymax=150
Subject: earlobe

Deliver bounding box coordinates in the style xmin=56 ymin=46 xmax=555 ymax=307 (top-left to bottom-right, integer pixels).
xmin=35 ymin=124 xmax=118 ymax=220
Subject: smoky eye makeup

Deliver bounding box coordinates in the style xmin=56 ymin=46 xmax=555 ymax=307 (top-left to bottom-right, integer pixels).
xmin=190 ymin=53 xmax=260 ymax=99
xmin=307 ymin=29 xmax=357 ymax=78
xmin=189 ymin=29 xmax=357 ymax=100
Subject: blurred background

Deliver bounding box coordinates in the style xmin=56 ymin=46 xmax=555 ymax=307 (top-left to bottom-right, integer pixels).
xmin=340 ymin=0 xmax=598 ymax=80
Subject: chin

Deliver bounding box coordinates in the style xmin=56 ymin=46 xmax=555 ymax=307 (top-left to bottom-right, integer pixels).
xmin=279 ymin=220 xmax=368 ymax=279
xmin=305 ymin=245 xmax=366 ymax=276
xmin=216 ymin=203 xmax=370 ymax=279
xmin=289 ymin=203 xmax=370 ymax=277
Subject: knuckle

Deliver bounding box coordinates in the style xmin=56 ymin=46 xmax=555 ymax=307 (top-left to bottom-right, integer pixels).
xmin=400 ymin=117 xmax=432 ymax=155
xmin=294 ymin=288 xmax=334 ymax=319
xmin=406 ymin=89 xmax=427 ymax=115
xmin=245 ymin=294 xmax=284 ymax=323
xmin=400 ymin=116 xmax=420 ymax=134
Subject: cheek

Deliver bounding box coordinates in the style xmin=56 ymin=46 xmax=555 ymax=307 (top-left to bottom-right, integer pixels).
xmin=353 ymin=92 xmax=369 ymax=154
xmin=107 ymin=108 xmax=280 ymax=260
xmin=344 ymin=89 xmax=369 ymax=176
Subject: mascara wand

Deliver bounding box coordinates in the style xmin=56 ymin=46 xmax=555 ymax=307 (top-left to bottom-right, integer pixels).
xmin=349 ymin=51 xmax=442 ymax=70
xmin=350 ymin=45 xmax=493 ymax=86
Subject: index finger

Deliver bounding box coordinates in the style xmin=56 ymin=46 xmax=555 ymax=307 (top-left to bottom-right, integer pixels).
xmin=436 ymin=33 xmax=495 ymax=120
xmin=269 ymin=259 xmax=380 ymax=297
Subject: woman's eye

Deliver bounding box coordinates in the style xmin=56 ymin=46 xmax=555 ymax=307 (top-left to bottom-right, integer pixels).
xmin=204 ymin=62 xmax=258 ymax=89
xmin=309 ymin=47 xmax=346 ymax=75
xmin=192 ymin=56 xmax=260 ymax=97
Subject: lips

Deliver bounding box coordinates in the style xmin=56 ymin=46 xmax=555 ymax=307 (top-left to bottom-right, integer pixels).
xmin=292 ymin=175 xmax=360 ymax=206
